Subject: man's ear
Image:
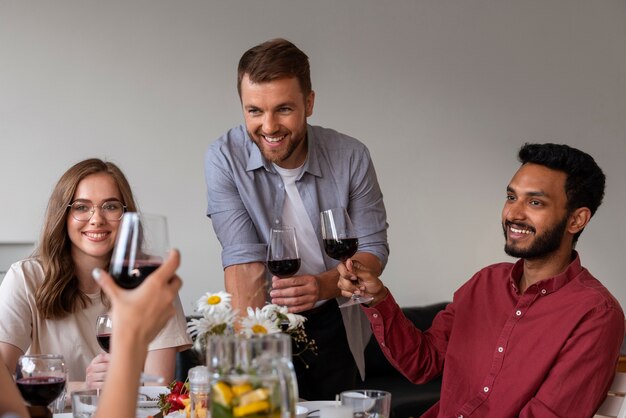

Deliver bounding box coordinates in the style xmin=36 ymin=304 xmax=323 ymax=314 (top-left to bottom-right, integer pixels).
xmin=305 ymin=90 xmax=315 ymax=117
xmin=568 ymin=207 xmax=592 ymax=235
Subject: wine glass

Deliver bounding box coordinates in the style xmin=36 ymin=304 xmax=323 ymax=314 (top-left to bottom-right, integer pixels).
xmin=15 ymin=354 xmax=66 ymax=411
xmin=109 ymin=212 xmax=169 ymax=289
xmin=95 ymin=314 xmax=112 ymax=353
xmin=320 ymin=207 xmax=373 ymax=307
xmin=267 ymin=226 xmax=301 ymax=278
xmin=93 ymin=313 xmax=164 ymax=385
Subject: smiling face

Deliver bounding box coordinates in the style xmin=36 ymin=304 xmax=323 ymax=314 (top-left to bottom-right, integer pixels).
xmin=67 ymin=172 xmax=123 ymax=267
xmin=240 ymin=74 xmax=314 ymax=169
xmin=502 ymin=163 xmax=571 ymax=260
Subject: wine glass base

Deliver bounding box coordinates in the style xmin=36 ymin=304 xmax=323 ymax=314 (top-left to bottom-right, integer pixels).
xmin=339 ymin=295 xmax=374 ymax=308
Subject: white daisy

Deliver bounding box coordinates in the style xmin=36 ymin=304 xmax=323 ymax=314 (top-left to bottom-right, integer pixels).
xmin=284 ymin=312 xmax=306 ymax=331
xmin=195 ymin=291 xmax=232 ymax=315
xmin=187 ymin=308 xmax=237 ymax=337
xmin=240 ymin=307 xmax=281 ymax=336
xmin=260 ymin=304 xmax=288 ymax=322
xmin=187 ymin=316 xmax=214 ymax=338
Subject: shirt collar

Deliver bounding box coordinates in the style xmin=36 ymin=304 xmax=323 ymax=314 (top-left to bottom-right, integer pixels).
xmin=245 ymin=129 xmax=267 ymax=172
xmin=245 ymin=124 xmax=323 ymax=178
xmin=510 ymin=251 xmax=583 ymax=295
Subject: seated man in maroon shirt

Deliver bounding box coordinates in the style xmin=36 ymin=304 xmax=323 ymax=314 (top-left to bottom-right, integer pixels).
xmin=337 ymin=143 xmax=624 ymax=418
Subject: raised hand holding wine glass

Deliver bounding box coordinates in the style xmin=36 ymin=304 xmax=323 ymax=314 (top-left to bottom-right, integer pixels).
xmin=267 ymin=226 xmax=301 ymax=278
xmin=109 ymin=213 xmax=169 ymax=289
xmin=15 ymin=354 xmax=66 ymax=414
xmin=320 ymin=207 xmax=373 ymax=307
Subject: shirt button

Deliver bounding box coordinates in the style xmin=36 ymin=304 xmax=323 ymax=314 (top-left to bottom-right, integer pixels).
xmin=541 ymin=289 xmax=547 ymax=295
xmin=274 ymin=219 xmax=280 ymax=224
xmin=381 ymin=342 xmax=386 ymax=348
xmin=483 ymin=386 xmax=489 ymax=392
xmin=458 ymin=415 xmax=464 ymax=418
xmin=516 ymin=310 xmax=522 ymax=316
xmin=372 ymin=314 xmax=378 ymax=318
xmin=498 ymin=347 xmax=504 ymax=353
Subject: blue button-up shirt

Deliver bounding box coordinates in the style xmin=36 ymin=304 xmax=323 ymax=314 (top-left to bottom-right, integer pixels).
xmin=204 ymin=123 xmax=390 ymax=377
xmin=205 ymin=124 xmax=389 ymax=270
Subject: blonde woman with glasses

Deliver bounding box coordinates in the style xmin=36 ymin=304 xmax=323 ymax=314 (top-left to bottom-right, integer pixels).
xmin=0 ymin=158 xmax=191 ymax=394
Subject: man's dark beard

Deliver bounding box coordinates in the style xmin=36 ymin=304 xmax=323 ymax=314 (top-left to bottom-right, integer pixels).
xmin=503 ymin=216 xmax=568 ymax=259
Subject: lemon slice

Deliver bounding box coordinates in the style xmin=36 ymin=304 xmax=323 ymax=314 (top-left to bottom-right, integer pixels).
xmin=232 ymin=383 xmax=254 ymax=397
xmin=213 ymin=381 xmax=234 ymax=406
xmin=238 ymin=388 xmax=270 ymax=406
xmin=233 ymin=400 xmax=271 ymax=417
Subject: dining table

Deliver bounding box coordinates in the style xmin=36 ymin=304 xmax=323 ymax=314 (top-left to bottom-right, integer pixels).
xmin=51 ymin=385 xmax=166 ymax=418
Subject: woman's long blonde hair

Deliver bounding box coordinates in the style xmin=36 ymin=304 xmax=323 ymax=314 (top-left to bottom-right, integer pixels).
xmin=35 ymin=158 xmax=138 ymax=319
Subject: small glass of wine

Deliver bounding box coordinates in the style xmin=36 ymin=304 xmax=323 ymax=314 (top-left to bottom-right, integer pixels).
xmin=15 ymin=354 xmax=66 ymax=412
xmin=95 ymin=314 xmax=112 ymax=353
xmin=109 ymin=212 xmax=169 ymax=289
xmin=93 ymin=314 xmax=161 ymax=385
xmin=267 ymin=226 xmax=301 ymax=278
xmin=320 ymin=207 xmax=373 ymax=307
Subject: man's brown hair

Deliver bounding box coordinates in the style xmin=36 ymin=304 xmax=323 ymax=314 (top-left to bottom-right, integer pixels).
xmin=237 ymin=38 xmax=311 ymax=98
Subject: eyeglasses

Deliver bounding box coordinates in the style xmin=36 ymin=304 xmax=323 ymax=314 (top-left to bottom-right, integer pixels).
xmin=67 ymin=200 xmax=126 ymax=222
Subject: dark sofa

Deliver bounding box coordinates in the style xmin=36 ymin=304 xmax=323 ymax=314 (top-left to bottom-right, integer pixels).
xmin=176 ymin=302 xmax=449 ymax=418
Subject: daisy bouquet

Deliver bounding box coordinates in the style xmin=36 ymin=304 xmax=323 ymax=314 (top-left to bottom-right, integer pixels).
xmin=187 ymin=291 xmax=317 ymax=359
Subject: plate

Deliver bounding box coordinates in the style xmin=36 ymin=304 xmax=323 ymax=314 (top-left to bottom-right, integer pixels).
xmin=296 ymin=404 xmax=309 ymax=418
xmin=137 ymin=385 xmax=168 ymax=408
xmin=297 ymin=401 xmax=339 ymax=418
xmin=164 ymin=411 xmax=186 ymax=418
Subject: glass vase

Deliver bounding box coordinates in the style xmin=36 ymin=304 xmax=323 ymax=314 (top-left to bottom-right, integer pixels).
xmin=206 ymin=333 xmax=298 ymax=418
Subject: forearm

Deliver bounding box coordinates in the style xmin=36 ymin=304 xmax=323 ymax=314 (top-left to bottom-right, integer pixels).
xmin=0 ymin=342 xmax=23 ymax=375
xmin=95 ymin=336 xmax=147 ymax=418
xmin=225 ymin=262 xmax=267 ymax=313
xmin=90 ymin=250 xmax=182 ymax=418
xmin=144 ymin=348 xmax=176 ymax=385
xmin=363 ymin=293 xmax=444 ymax=384
xmin=67 ymin=381 xmax=86 ymax=393
xmin=315 ymin=268 xmax=342 ymax=300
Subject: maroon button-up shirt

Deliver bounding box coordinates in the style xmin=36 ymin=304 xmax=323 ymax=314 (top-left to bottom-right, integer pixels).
xmin=364 ymin=253 xmax=624 ymax=417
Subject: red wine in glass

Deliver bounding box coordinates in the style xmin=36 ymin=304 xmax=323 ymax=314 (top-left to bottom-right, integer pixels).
xmin=15 ymin=354 xmax=66 ymax=408
xmin=320 ymin=208 xmax=373 ymax=307
xmin=110 ymin=213 xmax=168 ymax=289
xmin=323 ymin=238 xmax=358 ymax=261
xmin=95 ymin=314 xmax=113 ymax=353
xmin=111 ymin=262 xmax=161 ymax=289
xmin=267 ymin=226 xmax=301 ymax=278
xmin=267 ymin=258 xmax=301 ymax=278
xmin=16 ymin=377 xmax=66 ymax=407
xmin=96 ymin=334 xmax=111 ymax=353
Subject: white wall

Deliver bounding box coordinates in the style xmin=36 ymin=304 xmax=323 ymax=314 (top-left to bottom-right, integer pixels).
xmin=1 ymin=1 xmax=625 ymax=314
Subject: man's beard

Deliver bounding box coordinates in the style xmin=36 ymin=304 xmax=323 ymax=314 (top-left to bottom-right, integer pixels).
xmin=503 ymin=216 xmax=568 ymax=259
xmin=248 ymin=131 xmax=304 ymax=165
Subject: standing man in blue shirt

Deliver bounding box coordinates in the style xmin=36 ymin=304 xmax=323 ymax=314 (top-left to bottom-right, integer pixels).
xmin=204 ymin=38 xmax=389 ymax=400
